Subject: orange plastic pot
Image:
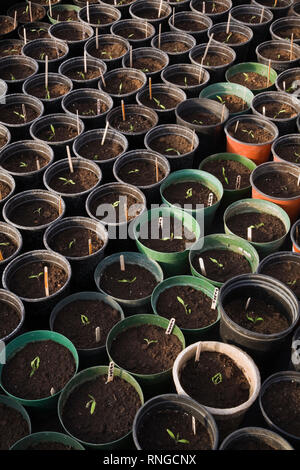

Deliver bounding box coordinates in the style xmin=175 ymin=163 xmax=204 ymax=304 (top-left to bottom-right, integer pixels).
xmin=224 ymin=115 xmax=279 ymax=165
xmin=290 ymin=219 xmax=300 ymax=253
xmin=250 ymin=161 xmax=300 ymax=223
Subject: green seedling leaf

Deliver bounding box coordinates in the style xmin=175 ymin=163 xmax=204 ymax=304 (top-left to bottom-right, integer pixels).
xmin=86 ymin=394 xmax=96 ymax=414
xmin=144 ymin=338 xmax=158 ymax=345
xmin=288 ymin=279 xmax=297 ymax=286
xmin=222 ymin=167 xmax=229 ymax=185
xmin=28 ymin=272 xmax=44 ymax=280
xmin=59 ymin=177 xmax=76 ymax=185
xmin=19 ymin=161 xmax=28 ymax=168
xmin=0 ymin=242 xmax=9 ymax=246
xmin=112 ymin=200 xmax=120 ymax=208
xmin=185 ymin=187 xmax=193 ymax=199
xmin=30 ymin=356 xmax=40 ymax=378
xmin=209 ymin=257 xmax=223 ymax=268
xmin=128 ymin=169 xmax=139 ymax=174
xmin=211 ymin=372 xmax=222 ymax=385
xmin=68 ymin=239 xmax=76 ymax=249
xmin=81 ymin=314 xmax=90 ymax=325
xmin=216 ymin=95 xmax=225 ymax=104
xmin=117 ymin=277 xmax=137 ymax=283
xmin=177 ymin=296 xmax=192 ymax=315
xmin=165 ymin=148 xmax=180 ymax=155
xmin=246 ymin=313 xmax=264 ymax=323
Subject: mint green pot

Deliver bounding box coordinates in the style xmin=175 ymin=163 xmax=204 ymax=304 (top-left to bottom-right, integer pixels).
xmin=0 ymin=394 xmax=31 ymax=449
xmin=48 ymin=4 xmax=81 ymax=24
xmin=199 ymin=82 xmax=254 ymax=116
xmin=58 ymin=365 xmax=144 ymax=450
xmin=151 ymin=275 xmax=221 ymax=343
xmin=0 ymin=330 xmax=79 ymax=409
xmin=189 ymin=233 xmax=260 ymax=288
xmin=132 ymin=206 xmax=201 ymax=277
xmin=225 ymin=62 xmax=278 ymax=95
xmin=11 ymin=431 xmax=85 ymax=450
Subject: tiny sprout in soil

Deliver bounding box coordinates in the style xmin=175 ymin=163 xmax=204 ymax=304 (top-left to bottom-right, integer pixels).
xmin=101 ymin=52 xmax=113 ymax=60
xmin=242 ymin=129 xmax=255 ymax=139
xmin=33 ymin=207 xmax=42 ymax=216
xmin=294 ymin=152 xmax=300 ymax=162
xmin=153 ymin=97 xmax=166 ymax=110
xmin=222 ymin=167 xmax=229 ymax=185
xmin=112 ymin=200 xmax=120 ymax=208
xmin=77 ymin=71 xmax=85 ymax=80
xmin=68 ymin=239 xmax=76 ymax=249
xmin=211 ymin=372 xmax=222 ymax=385
xmin=30 ymin=356 xmax=40 ymax=378
xmin=13 ymin=111 xmax=25 ymax=121
xmin=81 ymin=314 xmax=90 ymax=325
xmin=141 ymin=68 xmax=149 ymax=73
xmin=177 ymin=296 xmax=191 ymax=315
xmin=184 ymin=76 xmax=187 ymax=86
xmin=59 ymin=177 xmax=76 ymax=185
xmin=273 ymin=109 xmax=288 ymax=119
xmin=28 ymin=271 xmax=44 ymax=280
xmin=185 ymin=188 xmax=193 ymax=199
xmin=10 ymin=74 xmax=15 ymax=81
xmin=166 ymin=429 xmax=189 ymax=445
xmin=165 ymin=148 xmax=180 ymax=155
xmin=119 ymin=82 xmax=123 ymax=94
xmin=225 ymin=32 xmax=232 ymax=44
xmin=209 ymin=257 xmax=224 ymax=268
xmin=128 ymin=34 xmax=134 ymax=38
xmin=144 ymin=338 xmax=158 ymax=346
xmin=19 ymin=162 xmax=28 ymax=168
xmin=40 ymin=52 xmax=46 ymax=61
xmin=45 ymin=86 xmax=51 ymax=100
xmin=246 ymin=313 xmax=264 ymax=324
xmin=82 ymin=109 xmax=95 ymax=116
xmin=48 ymin=125 xmax=56 ymax=141
xmin=287 ymin=279 xmax=297 ymax=286
xmin=0 ymin=242 xmax=9 ymax=246
xmin=129 ymin=124 xmax=134 ymax=131
xmin=216 ymin=95 xmax=225 ymax=105
xmin=248 ymin=223 xmax=264 ymax=230
xmin=243 ymin=73 xmax=249 ymax=82
xmin=86 ymin=394 xmax=96 ymax=415
xmin=193 ymin=120 xmax=203 ymax=125
xmin=117 ymin=276 xmax=137 ymax=283
xmin=128 ymin=169 xmax=139 ymax=174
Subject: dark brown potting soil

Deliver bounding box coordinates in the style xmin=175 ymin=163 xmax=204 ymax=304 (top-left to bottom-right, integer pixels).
xmin=28 ymin=45 xmax=66 ymax=61
xmin=110 ymin=113 xmax=154 ymax=133
xmin=234 ymin=14 xmax=265 ymax=24
xmin=68 ymin=98 xmax=109 ymax=117
xmin=2 ymin=150 xmax=49 ymax=173
xmin=90 ymin=191 xmax=143 ymax=222
xmin=194 ymin=52 xmax=231 ymax=66
xmin=0 ymin=403 xmax=29 ymax=450
xmin=100 ymin=262 xmax=158 ymax=300
xmin=48 ymin=168 xmax=99 ymax=194
xmin=0 ymin=180 xmax=12 ymax=199
xmin=259 ymin=260 xmax=300 ymax=299
xmin=181 ymin=111 xmax=221 ymax=125
xmin=53 ymin=299 xmax=121 ymax=349
xmin=134 ymin=8 xmax=168 ymax=20
xmin=23 ymin=25 xmax=50 ymax=40
xmin=225 ymin=437 xmax=276 ymax=450
xmin=193 ymin=1 xmax=228 ymax=14
xmin=223 ymin=296 xmax=290 ymax=334
xmin=0 ymin=232 xmax=18 ymax=260
xmin=165 ymin=72 xmax=200 ymax=87
xmin=139 ymin=216 xmax=196 ymax=253
xmin=27 ymin=82 xmax=70 ymax=100
xmin=0 ymin=104 xmax=39 ymax=125
xmin=89 ymin=43 xmax=127 ymax=60
xmin=202 ymin=159 xmax=251 ymax=190
xmin=213 ymin=94 xmax=247 ymax=113
xmin=0 ymin=135 xmax=8 ymax=149
xmin=260 ymin=47 xmax=298 ymax=61
xmin=253 ymin=171 xmax=300 ymax=198
xmin=0 ymin=64 xmax=35 ymax=81
xmin=226 ymin=212 xmax=286 ymax=243
xmin=156 ymin=285 xmax=218 ymax=329
xmin=77 ymin=138 xmax=124 ymax=162
xmin=89 ymin=14 xmax=117 ymax=26
xmin=132 ymin=57 xmax=165 ymax=73
xmin=1 ymin=340 xmax=76 ymax=400
xmin=36 ymin=124 xmax=79 ymax=142
xmin=10 ymin=261 xmax=68 ymax=299
xmin=255 ymin=102 xmax=298 ymax=120
xmin=0 ymin=43 xmax=23 ymax=57
xmin=139 ymin=92 xmax=181 ymax=111
xmin=51 ymin=9 xmax=79 ymax=22
xmin=117 ymin=159 xmax=166 ymax=185
xmin=192 ymin=249 xmax=251 ymax=283
xmin=0 ymin=300 xmax=20 ymax=339
xmin=28 ymin=442 xmax=74 ymax=450
xmin=138 ymin=408 xmax=213 ymax=450
xmin=227 ymin=121 xmax=274 ymax=143
xmin=261 ymin=380 xmax=300 ymax=437
xmin=48 ymin=227 xmax=104 ymax=257
xmin=0 ymin=17 xmax=14 ymax=35
xmin=103 ymin=74 xmax=143 ymax=95
xmin=149 ymin=134 xmax=192 ymax=155
xmin=14 ymin=5 xmax=45 ymax=23
xmin=51 ymin=27 xmax=90 ymax=42
xmin=61 ymin=374 xmax=141 ymax=444
xmin=119 ymin=27 xmax=151 ymax=41
xmin=160 ymin=41 xmax=190 ymax=53
xmin=163 ymin=181 xmax=218 ymax=208
xmin=174 ymin=20 xmax=208 ymax=32
xmin=279 ymin=75 xmax=300 ymax=93
xmin=275 ymin=27 xmax=300 ymax=40
xmin=109 ymin=324 xmax=183 ymax=374
xmin=66 ymin=67 xmax=101 ymax=81
xmin=180 ymin=351 xmax=250 ymax=408
xmin=9 ymin=200 xmax=59 ymax=227
xmin=274 ymin=143 xmax=300 ymax=164
xmin=213 ymin=31 xmax=249 ymax=44
xmin=229 ymin=72 xmax=270 ymax=90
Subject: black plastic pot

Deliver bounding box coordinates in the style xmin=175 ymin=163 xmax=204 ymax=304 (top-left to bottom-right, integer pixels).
xmin=270 ymin=17 xmax=300 ymax=46
xmin=175 ymin=97 xmax=230 ymax=161
xmin=0 ymin=55 xmax=38 ymax=93
xmin=113 ymin=149 xmax=170 ymax=204
xmin=144 ymin=123 xmax=199 ymax=171
xmin=190 ymin=0 xmax=232 ymax=24
xmin=29 ymin=113 xmax=85 ymax=159
xmin=0 ymin=15 xmax=18 ymax=40
xmin=219 ymin=426 xmax=294 ymax=450
xmin=271 ymin=133 xmax=300 ymax=165
xmin=129 ymin=0 xmax=172 ymax=33
xmin=0 ymin=222 xmax=23 ymax=288
xmin=167 ymin=0 xmax=191 ymax=11
xmin=78 ymin=3 xmax=121 ymax=33
xmin=169 ymin=11 xmax=212 ymax=41
xmin=122 ymin=47 xmax=169 ymax=82
xmin=99 ymin=0 xmax=137 ymax=19
xmin=44 ymin=216 xmax=108 ymax=290
xmin=275 ymin=67 xmax=300 ymax=96
xmin=252 ymin=0 xmax=293 ymax=20
xmin=62 ymin=88 xmax=113 ymax=130
xmin=0 ymin=123 xmax=11 ymax=151
xmin=22 ymin=38 xmax=69 ymax=73
xmin=59 ymin=55 xmax=107 ymax=89
xmin=189 ymin=42 xmax=236 ymax=84
xmin=0 ymin=287 xmax=25 ymax=343
xmin=84 ymin=34 xmax=130 ymax=71
xmin=256 ymin=40 xmax=300 ymax=73
xmin=72 ymin=127 xmax=129 ymax=182
xmin=43 ymin=158 xmax=102 ymax=216
xmin=208 ymin=21 xmax=253 ymax=62
xmin=110 ymin=18 xmax=156 ymax=49
xmin=0 ymin=139 xmax=54 ymax=191
xmin=0 ymin=169 xmax=15 ymax=216
xmin=18 ymin=21 xmax=50 ymax=42
xmin=151 ymin=31 xmax=196 ymax=65
xmin=49 ymin=21 xmax=94 ymax=55
xmin=99 ymin=67 xmax=147 ymax=104
xmin=7 ymin=2 xmax=46 ymax=24
xmin=161 ymin=63 xmax=210 ymax=98
xmin=290 ymin=0 xmax=300 ymax=17
xmin=0 ymin=93 xmax=44 ymax=142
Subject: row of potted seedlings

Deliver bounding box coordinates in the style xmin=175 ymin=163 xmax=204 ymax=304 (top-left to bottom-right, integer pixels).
xmin=0 ymin=0 xmax=300 ymax=452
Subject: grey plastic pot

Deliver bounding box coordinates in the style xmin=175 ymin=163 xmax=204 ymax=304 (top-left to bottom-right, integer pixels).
xmin=99 ymin=67 xmax=147 ymax=105
xmin=133 ymin=393 xmax=219 ymax=450
xmin=270 ymin=17 xmax=300 ymax=45
xmin=256 ymin=40 xmax=300 ymax=73
xmin=219 ymin=273 xmax=299 ymax=362
xmin=18 ymin=21 xmax=51 ymax=42
xmin=62 ymin=88 xmax=113 ymax=130
xmin=0 ymin=55 xmax=38 ymax=93
xmin=161 ymin=63 xmax=210 ymax=98
xmin=113 ymin=149 xmax=170 ymax=204
xmin=272 ymin=133 xmax=300 ymax=166
xmin=59 ymin=55 xmax=107 ymax=89
xmin=144 ymin=123 xmax=199 ymax=171
xmin=0 ymin=223 xmax=23 ymax=289
xmin=111 ymin=19 xmax=156 ymax=49
xmin=136 ymin=83 xmax=187 ymax=124
xmin=29 ymin=113 xmax=85 ymax=159
xmin=169 ymin=11 xmax=213 ymax=41
xmin=11 ymin=431 xmax=85 ymax=450
xmin=78 ymin=3 xmax=121 ymax=32
xmin=122 ymin=47 xmax=169 ymax=82
xmin=3 ymin=189 xmax=66 ymax=251
xmin=219 ymin=426 xmax=294 ymax=450
xmin=230 ymin=5 xmax=273 ymax=50
xmin=189 ymin=42 xmax=237 ymax=84
xmin=251 ymin=91 xmax=300 ymax=135
xmin=129 ymin=0 xmax=172 ymax=33
xmin=84 ymin=34 xmax=130 ymax=71
xmin=49 ymin=21 xmax=94 ymax=55
xmin=151 ymin=31 xmax=196 ymax=65
xmin=291 ymin=325 xmax=300 ymax=371
xmin=94 ymin=251 xmax=164 ymax=314
xmin=0 ymin=169 xmax=15 ymax=215
xmin=23 ymin=72 xmax=73 ymax=113
xmin=0 ymin=287 xmax=25 ymax=343
xmin=208 ymin=22 xmax=253 ymax=62
xmin=190 ymin=0 xmax=232 ymax=24
xmin=22 ymin=38 xmax=69 ymax=73
xmin=0 ymin=395 xmax=31 ymax=450
xmin=44 ymin=216 xmax=108 ymax=290
xmin=43 ymin=158 xmax=102 ymax=216
xmin=72 ymin=127 xmax=128 ymax=182
xmin=252 ymin=0 xmax=293 ymax=20
xmin=275 ymin=67 xmax=300 ymax=95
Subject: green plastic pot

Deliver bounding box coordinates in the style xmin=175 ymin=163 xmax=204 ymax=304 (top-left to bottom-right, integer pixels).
xmin=199 ymin=153 xmax=257 ymax=206
xmin=160 ymin=169 xmax=223 ymax=231
xmin=0 ymin=394 xmax=31 ymax=449
xmin=151 ymin=275 xmax=221 ymax=343
xmin=10 ymin=431 xmax=85 ymax=450
xmin=0 ymin=330 xmax=79 ymax=409
xmin=225 ymin=62 xmax=278 ymax=95
xmin=106 ymin=314 xmax=185 ymax=390
xmin=47 ymin=4 xmax=81 ymax=24
xmin=189 ymin=233 xmax=260 ymax=288
xmin=132 ymin=206 xmax=201 ymax=277
xmin=224 ymin=198 xmax=291 ymax=257
xmin=58 ymin=365 xmax=144 ymax=450
xmin=199 ymin=82 xmax=254 ymax=117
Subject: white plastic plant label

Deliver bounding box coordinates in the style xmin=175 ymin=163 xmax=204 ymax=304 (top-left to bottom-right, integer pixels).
xmin=165 ymin=318 xmax=175 ymax=335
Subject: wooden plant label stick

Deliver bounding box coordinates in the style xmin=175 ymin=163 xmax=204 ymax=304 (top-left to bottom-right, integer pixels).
xmin=199 ymin=59 xmax=203 ymax=84
xmin=192 ymin=416 xmax=196 ymax=435
xmin=191 ymin=129 xmax=195 ymax=151
xmin=0 ymin=250 xmax=3 ymax=261
xmin=29 ymin=1 xmax=33 ymax=23
xmin=49 ymin=0 xmax=52 ymax=18
xmin=124 ymin=202 xmax=128 ymax=221
xmin=208 ymin=192 xmax=214 ymax=207
xmin=22 ymin=104 xmax=27 ymax=122
xmin=58 ymin=196 xmax=62 ymax=215
xmin=172 ymin=7 xmax=175 ymax=25
xmin=66 ymin=146 xmax=74 ymax=173
xmin=50 ymin=387 xmax=55 ymax=396
xmin=99 ymin=68 xmax=106 ymax=88
xmin=297 ymin=173 xmax=300 ymax=186
xmin=262 ymin=105 xmax=266 ymax=117
xmin=45 ymin=55 xmax=49 ymax=90
xmin=101 ymin=121 xmax=109 ymax=146
xmin=95 ymin=327 xmax=101 ymax=343
xmin=158 ymin=0 xmax=163 ymax=18
xmin=36 ymin=158 xmax=40 ymax=171
xmin=97 ymin=98 xmax=101 ymax=115
xmin=283 ymin=80 xmax=286 ymax=91
xmin=202 ymin=2 xmax=205 ymax=13
xmin=106 ymin=361 xmax=114 ymax=384
xmin=203 ymin=33 xmax=214 ymax=62
xmin=76 ymin=109 xmax=80 ymax=134
xmin=267 ymin=59 xmax=271 ymax=88
xmin=226 ymin=12 xmax=231 ymax=34
xmin=165 ymin=318 xmax=176 ymax=335
xmin=96 ymin=27 xmax=99 ymax=49
xmin=155 ymin=157 xmax=159 ymax=182
xmin=158 ymin=23 xmax=162 ymax=50
xmin=245 ymin=297 xmax=251 ymax=310
xmin=149 ymin=77 xmax=152 ymax=100
xmin=14 ymin=10 xmax=17 ymax=29
xmin=120 ymin=254 xmax=125 ymax=271
xmin=84 ymin=49 xmax=87 ymax=74
xmin=296 ymin=225 xmax=300 ymax=244
xmin=290 ymin=33 xmax=294 ymax=61
xmin=86 ymin=1 xmax=90 ymax=24
xmin=211 ymin=287 xmax=219 ymax=310
xmin=247 ymin=225 xmax=252 ymax=241
xmin=129 ymin=45 xmax=133 ymax=68
xmin=221 ymin=103 xmax=225 ymax=122
xmin=235 ymin=174 xmax=241 ymax=190
xmin=23 ymin=27 xmax=27 ymax=45
xmin=44 ymin=266 xmax=49 ymax=297
xmin=274 ymin=0 xmax=278 ymax=7
xmin=260 ymin=6 xmax=264 ymax=23
xmin=88 ymin=238 xmax=92 ymax=255
xmin=199 ymin=257 xmax=207 ymax=276
xmin=195 ymin=342 xmax=201 ymax=362
xmin=234 ymin=120 xmax=239 ymax=133
xmin=121 ymin=99 xmax=126 ymax=121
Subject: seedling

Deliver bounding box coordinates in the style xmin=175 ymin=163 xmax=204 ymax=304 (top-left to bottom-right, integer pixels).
xmin=209 ymin=257 xmax=223 ymax=268
xmin=3 ymin=49 xmax=18 ymax=53
xmin=77 ymin=71 xmax=85 ymax=80
xmin=19 ymin=162 xmax=28 ymax=168
xmin=0 ymin=242 xmax=9 ymax=246
xmin=281 ymin=185 xmax=288 ymax=191
xmin=112 ymin=200 xmax=120 ymax=208
xmin=101 ymin=51 xmax=113 ymax=60
xmin=222 ymin=167 xmax=229 ymax=185
xmin=192 ymin=119 xmax=203 ymax=125
xmin=129 ymin=124 xmax=134 ymax=131
xmin=246 ymin=313 xmax=264 ymax=324
xmin=86 ymin=394 xmax=96 ymax=415
xmin=177 ymin=296 xmax=191 ymax=315
xmin=81 ymin=314 xmax=90 ymax=325
xmin=128 ymin=169 xmax=139 ymax=174
xmin=212 ymin=2 xmax=217 ymax=12
xmin=277 ymin=54 xmax=281 ymax=59
xmin=144 ymin=338 xmax=158 ymax=346
xmin=185 ymin=188 xmax=193 ymax=199
xmin=48 ymin=124 xmax=56 ymax=141
xmin=224 ymin=32 xmax=232 ymax=43
xmin=13 ymin=111 xmax=25 ymax=121
xmin=128 ymin=33 xmax=134 ymax=38
xmin=59 ymin=177 xmax=76 ymax=185
xmin=250 ymin=15 xmax=257 ymax=22
xmin=40 ymin=52 xmax=46 ymax=60
xmin=211 ymin=372 xmax=222 ymax=384
xmin=141 ymin=68 xmax=149 ymax=73
xmin=45 ymin=86 xmax=51 ymax=100
xmin=216 ymin=95 xmax=225 ymax=105
xmin=248 ymin=222 xmax=264 ymax=230
xmin=165 ymin=148 xmax=180 ymax=155
xmin=166 ymin=429 xmax=189 ymax=445
xmin=93 ymin=155 xmax=99 ymax=160
xmin=273 ymin=108 xmax=288 ymax=119
xmin=153 ymin=97 xmax=166 ymax=110
xmin=241 ymin=128 xmax=255 ymax=139
xmin=33 ymin=207 xmax=42 ymax=216
xmin=68 ymin=239 xmax=76 ymax=249
xmin=287 ymin=279 xmax=297 ymax=286
xmin=28 ymin=271 xmax=44 ymax=280
xmin=161 ymin=232 xmax=183 ymax=241
xmin=184 ymin=76 xmax=188 ymax=86
xmin=10 ymin=73 xmax=15 ymax=81
xmin=119 ymin=82 xmax=123 ymax=93
xmin=118 ymin=276 xmax=136 ymax=283
xmin=82 ymin=109 xmax=95 ymax=116
xmin=30 ymin=356 xmax=40 ymax=378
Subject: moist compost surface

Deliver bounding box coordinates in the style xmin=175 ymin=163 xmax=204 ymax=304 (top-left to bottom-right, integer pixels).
xmin=192 ymin=1 xmax=228 ymax=14
xmin=194 ymin=52 xmax=231 ymax=66
xmin=28 ymin=45 xmax=66 ymax=61
xmin=255 ymin=102 xmax=297 ymax=120
xmin=202 ymin=159 xmax=251 ymax=190
xmin=0 ymin=64 xmax=35 ymax=81
xmin=53 ymin=299 xmax=121 ymax=349
xmin=192 ymin=249 xmax=251 ymax=283
xmin=0 ymin=180 xmax=12 ymax=199
xmin=149 ymin=134 xmax=192 ymax=156
xmin=165 ymin=72 xmax=201 ymax=87
xmin=253 ymin=171 xmax=300 ymax=198
xmin=117 ymin=159 xmax=165 ymax=185
xmin=0 ymin=17 xmax=14 ymax=35
xmin=274 ymin=143 xmax=300 ymax=163
xmin=51 ymin=27 xmax=90 ymax=42
xmin=14 ymin=5 xmax=45 ymax=23
xmin=227 ymin=121 xmax=274 ymax=143
xmin=49 ymin=227 xmax=104 ymax=257
xmin=27 ymin=82 xmax=70 ymax=100
xmin=110 ymin=113 xmax=154 ymax=133
xmin=99 ymin=262 xmax=158 ymax=300
xmin=0 ymin=232 xmax=18 ymax=259
xmin=234 ymin=14 xmax=266 ymax=24
xmin=156 ymin=285 xmax=218 ymax=329
xmin=181 ymin=111 xmax=220 ymax=125
xmin=2 ymin=340 xmax=76 ymax=400
xmin=0 ymin=300 xmax=20 ymax=339
xmin=134 ymin=8 xmax=168 ymax=20
xmin=23 ymin=25 xmax=50 ymax=40
xmin=119 ymin=27 xmax=151 ymax=41
xmin=275 ymin=27 xmax=300 ymax=40
xmin=51 ymin=10 xmax=79 ymax=22
xmin=2 ymin=150 xmax=49 ymax=173
xmin=162 ymin=181 xmax=218 ymax=207
xmin=48 ymin=168 xmax=99 ymax=194
xmin=229 ymin=72 xmax=270 ymax=90
xmin=0 ymin=135 xmax=8 ymax=149
xmin=174 ymin=20 xmax=208 ymax=32
xmin=66 ymin=67 xmax=101 ymax=81
xmin=133 ymin=57 xmax=165 ymax=73
xmin=77 ymin=139 xmax=124 ymax=162
xmin=66 ymin=98 xmax=108 ymax=117
xmin=0 ymin=43 xmax=23 ymax=58
xmin=109 ymin=324 xmax=183 ymax=374
xmin=212 ymin=94 xmax=247 ymax=113
xmin=260 ymin=47 xmax=298 ymax=61
xmin=213 ymin=31 xmax=249 ymax=44
xmin=139 ymin=92 xmax=181 ymax=111
xmin=9 ymin=200 xmax=59 ymax=227
xmin=90 ymin=191 xmax=143 ymax=222
xmin=160 ymin=41 xmax=190 ymax=53
xmin=0 ymin=104 xmax=39 ymax=125
xmin=103 ymin=74 xmax=143 ymax=95
xmin=259 ymin=260 xmax=300 ymax=299
xmin=0 ymin=403 xmax=29 ymax=450
xmin=227 ymin=212 xmax=286 ymax=242
xmin=89 ymin=43 xmax=127 ymax=60
xmin=36 ymin=124 xmax=79 ymax=142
